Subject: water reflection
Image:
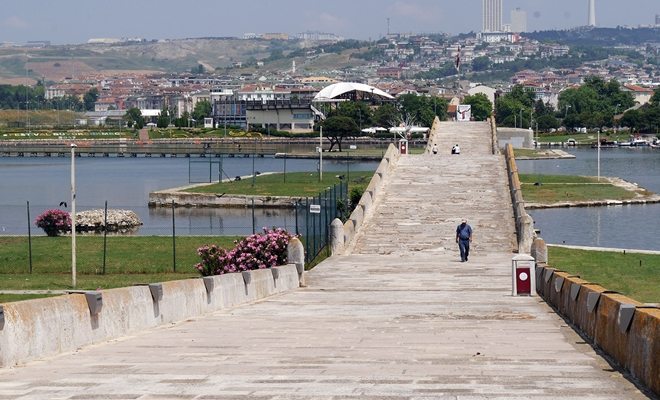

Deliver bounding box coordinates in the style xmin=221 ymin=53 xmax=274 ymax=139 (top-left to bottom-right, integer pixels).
xmin=145 ymin=207 xmax=301 ymax=236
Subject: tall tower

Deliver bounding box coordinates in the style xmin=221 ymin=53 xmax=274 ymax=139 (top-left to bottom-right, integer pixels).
xmin=588 ymin=0 xmax=596 ymax=27
xmin=482 ymin=0 xmax=503 ymax=32
xmin=511 ymin=8 xmax=527 ymax=33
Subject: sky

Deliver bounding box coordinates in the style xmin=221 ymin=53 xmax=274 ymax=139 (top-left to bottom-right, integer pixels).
xmin=0 ymin=0 xmax=658 ymax=44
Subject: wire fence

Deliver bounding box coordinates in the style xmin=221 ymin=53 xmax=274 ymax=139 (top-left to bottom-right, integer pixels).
xmin=0 ymin=181 xmax=348 ymax=275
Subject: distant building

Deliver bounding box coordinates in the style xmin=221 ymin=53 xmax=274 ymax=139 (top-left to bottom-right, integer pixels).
xmin=482 ymin=0 xmax=503 ymax=32
xmin=622 ymin=84 xmax=654 ymax=105
xmin=301 ymin=76 xmax=338 ymax=85
xmin=511 ymin=8 xmax=527 ymax=33
xmin=297 ymin=31 xmax=343 ymax=42
xmin=467 ymin=85 xmax=496 ymax=110
xmin=588 ymin=0 xmax=596 ymax=27
xmin=261 ymin=33 xmax=289 ymax=41
xmin=87 ymin=38 xmax=122 ymax=44
xmin=656 ymin=14 xmax=660 ymax=27
xmin=478 ymin=31 xmax=517 ymax=44
xmin=26 ymin=40 xmax=50 ymax=47
xmin=377 ymin=67 xmax=403 ymax=80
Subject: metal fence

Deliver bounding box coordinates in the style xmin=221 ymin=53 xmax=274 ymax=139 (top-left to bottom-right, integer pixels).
xmin=0 ymin=180 xmax=348 ymax=274
xmin=296 ymin=181 xmax=348 ymax=263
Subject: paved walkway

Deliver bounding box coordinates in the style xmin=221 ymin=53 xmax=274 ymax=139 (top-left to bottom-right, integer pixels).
xmin=0 ymin=122 xmax=649 ymax=399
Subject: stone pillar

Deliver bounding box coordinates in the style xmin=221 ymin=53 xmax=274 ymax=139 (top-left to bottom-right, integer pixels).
xmin=518 ymin=213 xmax=534 ymax=255
xmin=287 ymin=237 xmax=305 ymax=287
xmin=330 ymin=218 xmax=344 ymax=256
xmin=531 ymin=237 xmax=548 ymax=265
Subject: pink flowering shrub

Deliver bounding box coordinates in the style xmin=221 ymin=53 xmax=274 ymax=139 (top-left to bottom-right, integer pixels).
xmin=35 ymin=209 xmax=71 ymax=236
xmin=195 ymin=227 xmax=293 ymax=276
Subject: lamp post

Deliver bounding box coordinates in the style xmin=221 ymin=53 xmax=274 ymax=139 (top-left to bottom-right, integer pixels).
xmin=519 ymin=109 xmax=523 ymax=129
xmin=319 ymin=126 xmax=323 ymax=182
xmin=70 ymin=143 xmax=77 ymax=288
xmin=564 ymin=104 xmax=571 ymax=118
xmin=614 ymin=103 xmax=621 ymax=131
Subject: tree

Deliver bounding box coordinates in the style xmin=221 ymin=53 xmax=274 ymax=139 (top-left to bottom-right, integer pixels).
xmin=83 ymin=88 xmax=99 ymax=111
xmin=372 ymin=103 xmax=400 ymax=127
xmin=558 ymin=76 xmax=634 ymax=129
xmin=328 ymin=101 xmax=372 ymax=129
xmin=174 ymin=111 xmax=191 ymax=128
xmin=620 ymin=109 xmax=642 ymax=133
xmin=462 ymin=93 xmax=492 ymax=121
xmin=123 ymin=107 xmax=144 ymax=129
xmin=536 ymin=114 xmax=560 ymax=131
xmin=192 ymin=100 xmax=212 ymax=124
xmin=321 ymin=116 xmax=358 ymax=152
xmin=471 ymin=56 xmax=491 ymax=72
xmin=494 ymin=85 xmax=537 ymax=127
xmin=157 ymin=108 xmax=170 ymax=128
xmin=399 ymin=94 xmax=448 ymax=127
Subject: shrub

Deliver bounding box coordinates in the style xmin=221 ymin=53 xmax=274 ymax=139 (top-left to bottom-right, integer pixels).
xmin=195 ymin=228 xmax=293 ymax=276
xmin=349 ymin=186 xmax=365 ymax=208
xmin=35 ymin=209 xmax=71 ymax=236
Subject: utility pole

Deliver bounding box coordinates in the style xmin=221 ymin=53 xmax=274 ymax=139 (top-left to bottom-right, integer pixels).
xmin=70 ymin=143 xmax=77 ymax=288
xmin=319 ymin=126 xmax=323 ymax=182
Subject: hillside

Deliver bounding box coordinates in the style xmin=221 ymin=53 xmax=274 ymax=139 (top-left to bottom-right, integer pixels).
xmin=0 ymin=38 xmax=308 ymax=83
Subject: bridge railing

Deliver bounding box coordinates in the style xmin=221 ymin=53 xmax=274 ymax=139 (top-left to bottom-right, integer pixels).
xmin=340 ymin=143 xmax=400 ymax=254
xmin=489 ymin=117 xmax=500 ymax=155
xmin=504 ymin=143 xmax=534 ymax=254
xmin=424 ymin=117 xmax=441 ymax=154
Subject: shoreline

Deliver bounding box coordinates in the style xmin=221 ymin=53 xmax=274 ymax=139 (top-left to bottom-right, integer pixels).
xmin=515 ymin=149 xmax=576 ymax=160
xmin=525 ymin=176 xmax=660 ymax=209
xmin=547 ymin=243 xmax=660 ymax=255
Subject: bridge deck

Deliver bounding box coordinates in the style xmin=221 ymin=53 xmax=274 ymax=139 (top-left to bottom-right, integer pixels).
xmin=0 ymin=122 xmax=648 ymax=399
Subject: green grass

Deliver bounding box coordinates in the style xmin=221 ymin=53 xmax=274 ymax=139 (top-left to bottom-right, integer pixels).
xmin=519 ymin=173 xmax=636 ymax=203
xmin=0 ymin=236 xmax=239 ymax=291
xmin=0 ymin=293 xmax=60 ymax=304
xmin=548 ymin=247 xmax=660 ymax=303
xmin=536 ymin=132 xmax=632 ymax=144
xmin=514 ymin=149 xmax=548 ymax=158
xmin=187 ymin=171 xmax=374 ymax=196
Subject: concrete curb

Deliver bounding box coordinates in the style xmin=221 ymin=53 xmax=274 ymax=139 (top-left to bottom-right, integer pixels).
xmin=0 ymin=265 xmax=299 ymax=368
xmin=535 ymin=266 xmax=659 ymax=396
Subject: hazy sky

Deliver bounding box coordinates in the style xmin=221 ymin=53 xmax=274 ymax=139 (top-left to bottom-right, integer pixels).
xmin=0 ymin=0 xmax=658 ymax=44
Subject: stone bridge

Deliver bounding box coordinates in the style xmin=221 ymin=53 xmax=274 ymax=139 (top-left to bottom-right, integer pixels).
xmin=0 ymin=121 xmax=649 ymax=399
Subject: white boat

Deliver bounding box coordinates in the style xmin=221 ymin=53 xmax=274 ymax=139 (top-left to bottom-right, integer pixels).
xmin=632 ymin=139 xmax=650 ymax=147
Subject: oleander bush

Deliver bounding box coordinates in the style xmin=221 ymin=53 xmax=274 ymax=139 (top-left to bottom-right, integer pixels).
xmin=35 ymin=209 xmax=71 ymax=236
xmin=195 ymin=227 xmax=293 ymax=276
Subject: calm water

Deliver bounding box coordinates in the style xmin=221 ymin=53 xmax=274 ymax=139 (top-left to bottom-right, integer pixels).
xmin=0 ymin=156 xmax=378 ymax=235
xmin=517 ymin=147 xmax=660 ymax=251
xmin=2 ymin=148 xmax=659 ymax=251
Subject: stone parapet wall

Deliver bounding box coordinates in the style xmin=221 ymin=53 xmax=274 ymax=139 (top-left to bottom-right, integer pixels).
xmin=0 ymin=265 xmax=299 ymax=367
xmin=535 ymin=265 xmax=659 ymax=396
xmin=342 ymin=143 xmax=399 ymax=253
xmin=504 ymin=143 xmax=534 ymax=253
xmin=489 ymin=116 xmax=500 ymax=155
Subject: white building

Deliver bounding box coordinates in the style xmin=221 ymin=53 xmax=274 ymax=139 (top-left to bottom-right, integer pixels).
xmin=511 ymin=8 xmax=527 ymax=33
xmin=482 ymin=0 xmax=503 ymax=32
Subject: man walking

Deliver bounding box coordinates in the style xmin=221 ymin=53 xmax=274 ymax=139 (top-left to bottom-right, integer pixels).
xmin=456 ymin=218 xmax=472 ymax=262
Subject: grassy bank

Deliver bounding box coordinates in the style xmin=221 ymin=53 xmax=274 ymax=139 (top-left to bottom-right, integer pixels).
xmin=548 ymin=247 xmax=660 ymax=303
xmin=519 ymin=173 xmax=637 ymax=203
xmin=0 ymin=236 xmax=238 ymax=291
xmin=536 ymin=132 xmax=635 ymax=144
xmin=187 ymin=171 xmax=374 ymax=196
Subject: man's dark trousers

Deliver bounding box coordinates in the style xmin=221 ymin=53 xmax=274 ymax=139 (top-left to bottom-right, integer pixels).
xmin=459 ymin=239 xmax=470 ymax=262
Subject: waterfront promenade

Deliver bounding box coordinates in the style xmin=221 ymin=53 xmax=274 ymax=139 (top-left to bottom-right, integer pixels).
xmin=0 ymin=122 xmax=649 ymax=399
